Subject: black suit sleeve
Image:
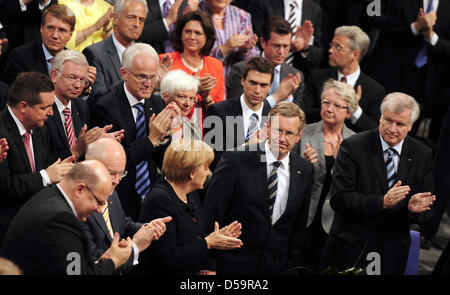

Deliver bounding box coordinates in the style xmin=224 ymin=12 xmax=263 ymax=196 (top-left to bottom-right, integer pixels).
xmin=225 ymin=62 xmax=244 ymax=100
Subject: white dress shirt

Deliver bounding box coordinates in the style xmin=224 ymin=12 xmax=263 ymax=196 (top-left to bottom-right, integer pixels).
xmin=380 ymin=134 xmax=404 ymax=173
xmin=338 ymin=66 xmax=363 ymax=123
xmin=240 ymin=94 xmax=264 ymax=137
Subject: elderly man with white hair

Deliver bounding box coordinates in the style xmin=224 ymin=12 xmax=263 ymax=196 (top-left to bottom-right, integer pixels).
xmin=89 ymin=42 xmax=180 ymax=220
xmin=320 ymin=92 xmax=436 ymax=275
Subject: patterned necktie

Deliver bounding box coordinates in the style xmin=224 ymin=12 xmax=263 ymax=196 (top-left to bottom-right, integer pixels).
xmin=63 ymin=107 xmax=76 ymax=149
xmin=285 ymin=1 xmax=298 ymax=65
xmin=22 ymin=131 xmax=35 ymax=172
xmin=134 ymin=103 xmax=151 ymax=199
xmin=415 ymin=0 xmax=435 ymax=68
xmin=245 ymin=113 xmax=259 ymax=142
xmin=101 ymin=204 xmax=114 ymax=239
xmin=163 ymin=0 xmax=175 ymax=52
xmin=386 ymin=147 xmax=397 ymax=188
xmin=268 ymin=161 xmax=282 ymax=222
xmin=269 ymin=67 xmax=280 ymax=95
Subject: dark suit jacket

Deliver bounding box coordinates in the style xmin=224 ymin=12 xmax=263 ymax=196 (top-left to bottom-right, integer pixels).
xmin=45 ymin=97 xmax=89 ymax=161
xmin=2 ymin=186 xmax=115 ymax=275
xmin=83 ymin=190 xmax=142 ymax=275
xmin=0 ymin=109 xmax=52 ymax=244
xmin=89 ymin=83 xmax=167 ymax=220
xmin=0 ymin=81 xmax=8 ymax=111
xmin=303 ymin=67 xmax=385 ymax=131
xmin=203 ymin=144 xmax=314 ymax=274
xmin=83 ymin=36 xmax=123 ymax=103
xmin=226 ymin=59 xmax=306 ymax=107
xmin=136 ymin=178 xmax=209 ymax=274
xmin=203 ymin=98 xmax=271 ymax=169
xmin=250 ymin=0 xmax=324 ymax=76
xmin=321 ymin=128 xmax=434 ymax=274
xmin=3 ymin=40 xmax=49 ymax=85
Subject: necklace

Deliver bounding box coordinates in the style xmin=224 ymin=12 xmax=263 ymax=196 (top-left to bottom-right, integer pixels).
xmin=213 ymin=14 xmax=225 ymax=20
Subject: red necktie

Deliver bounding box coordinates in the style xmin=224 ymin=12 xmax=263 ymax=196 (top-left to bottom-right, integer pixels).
xmin=63 ymin=107 xmax=76 ymax=149
xmin=22 ymin=131 xmax=35 ymax=172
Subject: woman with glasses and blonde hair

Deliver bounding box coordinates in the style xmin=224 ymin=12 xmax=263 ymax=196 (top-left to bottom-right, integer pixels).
xmin=293 ymin=79 xmax=357 ymax=271
xmin=137 ymin=139 xmax=242 ymax=275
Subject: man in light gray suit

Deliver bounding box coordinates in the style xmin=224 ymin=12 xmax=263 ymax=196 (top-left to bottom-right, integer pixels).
xmin=226 ymin=16 xmax=304 ymax=108
xmin=83 ymin=0 xmax=148 ymax=103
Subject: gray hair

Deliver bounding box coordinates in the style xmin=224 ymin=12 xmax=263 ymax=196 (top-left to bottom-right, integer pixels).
xmin=334 ymin=25 xmax=370 ymax=60
xmin=52 ymin=49 xmax=89 ymax=73
xmin=160 ymin=70 xmax=199 ymax=97
xmin=321 ymin=79 xmax=358 ymax=114
xmin=380 ymin=92 xmax=420 ymax=124
xmin=114 ymin=0 xmax=148 ymax=15
xmin=121 ymin=42 xmax=159 ymax=69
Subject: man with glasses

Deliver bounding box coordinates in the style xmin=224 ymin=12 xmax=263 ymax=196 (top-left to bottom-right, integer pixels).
xmin=2 ymin=160 xmax=136 ymax=274
xmin=90 ymin=42 xmax=180 ymax=220
xmin=303 ymin=25 xmax=385 ymax=132
xmin=204 ymin=101 xmax=314 ymax=274
xmin=3 ymin=4 xmax=75 ymax=85
xmin=83 ymin=138 xmax=171 ymax=275
xmin=46 ymin=50 xmax=124 ymax=162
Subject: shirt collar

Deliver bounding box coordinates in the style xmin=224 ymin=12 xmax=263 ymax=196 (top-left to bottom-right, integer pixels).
xmin=112 ymin=33 xmax=127 ymax=62
xmin=8 ymin=106 xmax=30 ymax=136
xmin=56 ymin=184 xmax=78 ymax=217
xmin=124 ymin=83 xmax=143 ymax=107
xmin=54 ymin=95 xmax=72 ymax=114
xmin=41 ymin=43 xmax=54 ymax=62
xmin=240 ymin=94 xmax=264 ymax=122
xmin=379 ymin=132 xmax=403 ymax=156
xmin=338 ymin=66 xmax=361 ymax=87
xmin=265 ymin=140 xmax=290 ymax=170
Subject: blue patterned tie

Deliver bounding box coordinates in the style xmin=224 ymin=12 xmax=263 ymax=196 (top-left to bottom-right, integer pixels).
xmin=269 ymin=68 xmax=280 ymax=95
xmin=415 ymin=0 xmax=435 ymax=68
xmin=134 ymin=103 xmax=151 ymax=199
xmin=268 ymin=161 xmax=282 ymax=222
xmin=245 ymin=113 xmax=259 ymax=142
xmin=386 ymin=148 xmax=397 ymax=189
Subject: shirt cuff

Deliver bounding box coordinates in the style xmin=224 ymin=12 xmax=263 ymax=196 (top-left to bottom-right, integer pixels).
xmin=411 ymin=22 xmax=420 ymax=35
xmin=19 ymin=0 xmax=26 ymax=11
xmin=162 ymin=18 xmax=170 ymax=33
xmin=266 ymin=95 xmax=277 ymax=108
xmin=39 ymin=169 xmax=51 ymax=187
xmin=429 ymin=32 xmax=439 ymax=45
xmin=39 ymin=0 xmax=52 ymax=10
xmin=131 ymin=242 xmax=139 ymax=265
xmin=351 ymin=106 xmax=363 ymax=123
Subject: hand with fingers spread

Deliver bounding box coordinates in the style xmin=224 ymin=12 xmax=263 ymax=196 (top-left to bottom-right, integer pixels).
xmin=382 ymin=181 xmax=410 ymax=209
xmin=408 ymin=192 xmax=436 ymax=213
xmin=0 ymin=138 xmax=9 ymax=163
xmin=157 ymin=54 xmax=173 ymax=89
xmin=132 ymin=216 xmax=172 ymax=252
xmin=272 ymin=72 xmax=301 ymax=103
xmin=71 ymin=125 xmax=103 ymax=159
xmin=292 ymin=21 xmax=314 ymax=52
xmin=100 ymin=233 xmax=133 ymax=269
xmin=303 ymin=143 xmax=318 ymax=163
xmin=220 ymin=221 xmax=242 ymax=238
xmin=246 ymin=125 xmax=268 ymax=146
xmin=148 ymin=103 xmax=180 ymax=146
xmin=45 ymin=155 xmax=76 ymax=184
xmin=204 ymin=221 xmax=243 ymax=250
xmin=182 ymin=0 xmax=199 ymax=15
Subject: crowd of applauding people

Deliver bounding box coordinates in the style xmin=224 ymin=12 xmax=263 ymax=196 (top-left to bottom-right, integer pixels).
xmin=0 ymin=0 xmax=449 ymax=276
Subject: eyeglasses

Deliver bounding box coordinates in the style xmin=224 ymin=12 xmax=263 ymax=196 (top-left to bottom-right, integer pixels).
xmin=62 ymin=75 xmax=89 ymax=86
xmin=43 ymin=25 xmax=70 ymax=35
xmin=270 ymin=128 xmax=299 ymax=140
xmin=127 ymin=69 xmax=157 ymax=83
xmin=322 ymin=99 xmax=348 ymax=111
xmin=109 ymin=170 xmax=128 ymax=178
xmin=329 ymin=42 xmax=351 ymax=52
xmin=173 ymin=94 xmax=196 ymax=103
xmin=85 ymin=185 xmax=106 ymax=207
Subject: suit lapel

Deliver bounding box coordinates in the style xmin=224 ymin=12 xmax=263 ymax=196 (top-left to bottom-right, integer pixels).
xmin=71 ymin=101 xmax=84 ymax=137
xmin=105 ymin=37 xmax=122 ymax=81
xmin=367 ymin=130 xmax=389 ymax=191
xmin=251 ymin=146 xmax=271 ymax=216
xmin=117 ymin=87 xmax=138 ymax=141
xmin=36 ymin=41 xmax=50 ymax=74
xmin=51 ymin=103 xmax=70 ymax=150
xmin=397 ymin=137 xmax=413 ymax=183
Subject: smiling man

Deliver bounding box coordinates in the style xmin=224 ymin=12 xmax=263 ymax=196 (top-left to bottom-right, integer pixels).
xmin=3 ymin=4 xmax=75 ymax=85
xmin=321 ymin=92 xmax=436 ymax=275
xmin=203 ymin=101 xmax=314 ymax=275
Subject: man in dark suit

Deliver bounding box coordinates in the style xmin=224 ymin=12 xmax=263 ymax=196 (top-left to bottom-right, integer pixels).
xmin=204 ymin=101 xmax=314 ymax=275
xmin=372 ymin=0 xmax=450 ymax=142
xmin=2 ymin=160 xmax=134 ymax=275
xmin=139 ymin=0 xmax=192 ymax=54
xmin=83 ymin=0 xmax=148 ymax=103
xmin=321 ymin=92 xmax=436 ymax=275
xmin=0 ymin=72 xmax=75 ymax=245
xmin=226 ymin=16 xmax=304 ymax=108
xmin=46 ymin=50 xmax=124 ymax=161
xmin=83 ymin=138 xmax=171 ymax=275
xmin=250 ymin=0 xmax=323 ymax=77
xmin=205 ymin=57 xmax=274 ymax=168
xmin=89 ymin=43 xmax=179 ymax=220
xmin=303 ymin=25 xmax=385 ymax=132
xmin=2 ymin=4 xmax=75 ymax=85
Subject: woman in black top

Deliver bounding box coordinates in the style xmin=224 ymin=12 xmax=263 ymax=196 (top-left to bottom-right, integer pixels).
xmin=137 ymin=139 xmax=242 ymax=275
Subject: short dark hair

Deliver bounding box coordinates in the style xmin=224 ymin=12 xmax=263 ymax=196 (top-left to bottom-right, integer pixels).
xmin=172 ymin=10 xmax=216 ymax=56
xmin=242 ymin=57 xmax=275 ymax=84
xmin=41 ymin=4 xmax=76 ymax=32
xmin=8 ymin=72 xmax=54 ymax=107
xmin=261 ymin=16 xmax=292 ymax=42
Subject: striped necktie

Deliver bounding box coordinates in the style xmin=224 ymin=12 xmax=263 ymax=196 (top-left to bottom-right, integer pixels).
xmin=101 ymin=204 xmax=114 ymax=239
xmin=415 ymin=0 xmax=436 ymax=68
xmin=245 ymin=113 xmax=259 ymax=142
xmin=134 ymin=103 xmax=151 ymax=199
xmin=63 ymin=107 xmax=76 ymax=149
xmin=268 ymin=161 xmax=282 ymax=222
xmin=285 ymin=1 xmax=298 ymax=65
xmin=386 ymin=147 xmax=397 ymax=188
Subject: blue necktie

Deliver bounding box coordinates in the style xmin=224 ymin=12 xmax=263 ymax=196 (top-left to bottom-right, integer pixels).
xmin=415 ymin=0 xmax=435 ymax=68
xmin=269 ymin=68 xmax=280 ymax=96
xmin=386 ymin=148 xmax=397 ymax=189
xmin=134 ymin=103 xmax=151 ymax=199
xmin=245 ymin=113 xmax=259 ymax=142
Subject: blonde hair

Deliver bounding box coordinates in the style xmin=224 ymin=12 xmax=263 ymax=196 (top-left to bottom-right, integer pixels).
xmin=268 ymin=101 xmax=306 ymax=132
xmin=321 ymin=79 xmax=358 ymax=114
xmin=162 ymin=139 xmax=214 ymax=183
